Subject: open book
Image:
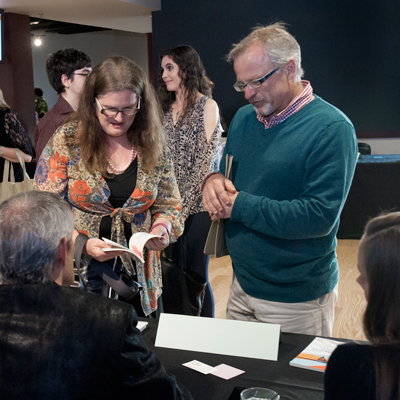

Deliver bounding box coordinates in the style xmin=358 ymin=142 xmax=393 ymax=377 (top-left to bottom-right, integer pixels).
xmin=102 ymin=232 xmax=160 ymax=263
xmin=289 ymin=337 xmax=343 ymax=372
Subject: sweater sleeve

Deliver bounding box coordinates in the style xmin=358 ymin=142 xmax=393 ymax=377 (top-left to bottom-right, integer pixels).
xmin=230 ymin=120 xmax=358 ymax=240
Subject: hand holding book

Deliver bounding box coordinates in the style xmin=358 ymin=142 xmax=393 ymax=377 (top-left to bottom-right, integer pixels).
xmin=102 ymin=232 xmax=161 ymax=263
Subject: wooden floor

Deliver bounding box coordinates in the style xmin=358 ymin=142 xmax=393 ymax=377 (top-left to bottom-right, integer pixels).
xmin=209 ymin=239 xmax=367 ymax=341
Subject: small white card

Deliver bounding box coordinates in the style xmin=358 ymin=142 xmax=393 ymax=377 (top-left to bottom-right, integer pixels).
xmin=182 ymin=360 xmax=217 ymax=375
xmin=210 ymin=364 xmax=245 ymax=380
xmin=136 ymin=321 xmax=148 ymax=332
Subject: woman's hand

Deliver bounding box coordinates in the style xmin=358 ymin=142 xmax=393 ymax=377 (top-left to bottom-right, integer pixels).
xmin=85 ymin=238 xmax=124 ymax=262
xmin=146 ymin=219 xmax=171 ymax=251
xmin=0 ymin=146 xmax=32 ymax=163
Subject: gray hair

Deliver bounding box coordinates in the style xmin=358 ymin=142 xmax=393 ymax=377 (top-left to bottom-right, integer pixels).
xmin=0 ymin=191 xmax=75 ymax=284
xmin=227 ymin=22 xmax=304 ymax=82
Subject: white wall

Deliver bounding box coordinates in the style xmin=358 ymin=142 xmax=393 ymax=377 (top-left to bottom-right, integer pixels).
xmin=32 ymin=30 xmax=148 ymax=108
xmin=357 ymin=138 xmax=400 ymax=155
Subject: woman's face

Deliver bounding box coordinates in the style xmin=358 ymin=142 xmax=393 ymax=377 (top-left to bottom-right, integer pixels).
xmin=96 ymin=90 xmax=138 ymax=138
xmin=161 ymin=55 xmax=182 ymax=92
xmin=356 ymin=237 xmax=370 ymax=300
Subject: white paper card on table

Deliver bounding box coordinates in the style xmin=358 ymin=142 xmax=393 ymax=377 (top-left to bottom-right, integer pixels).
xmin=136 ymin=321 xmax=148 ymax=332
xmin=155 ymin=313 xmax=280 ymax=361
xmin=182 ymin=360 xmax=217 ymax=375
xmin=102 ymin=232 xmax=160 ymax=263
xmin=210 ymin=364 xmax=245 ymax=380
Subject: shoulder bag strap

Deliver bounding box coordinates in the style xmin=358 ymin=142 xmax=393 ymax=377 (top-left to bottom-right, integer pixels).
xmin=89 ymin=259 xmax=139 ymax=300
xmin=13 ymin=149 xmax=30 ymax=181
xmin=3 ymin=159 xmax=12 ymax=183
xmin=74 ymin=233 xmax=139 ymax=300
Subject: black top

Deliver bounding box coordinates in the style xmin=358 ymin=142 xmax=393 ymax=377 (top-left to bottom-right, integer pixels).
xmin=100 ymin=159 xmax=138 ymax=240
xmin=0 ymin=283 xmax=192 ymax=399
xmin=0 ymin=108 xmax=33 ymax=182
xmin=325 ymin=342 xmax=376 ymax=399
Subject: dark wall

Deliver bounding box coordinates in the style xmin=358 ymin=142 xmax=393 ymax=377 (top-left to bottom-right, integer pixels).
xmin=152 ymin=0 xmax=400 ymax=133
xmin=0 ymin=13 xmax=36 ymax=143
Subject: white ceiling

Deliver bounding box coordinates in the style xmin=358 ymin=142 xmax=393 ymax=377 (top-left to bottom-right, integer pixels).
xmin=0 ymin=0 xmax=161 ymax=33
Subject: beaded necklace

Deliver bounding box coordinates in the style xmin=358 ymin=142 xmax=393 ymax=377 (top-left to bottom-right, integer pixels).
xmin=107 ymin=146 xmax=136 ymax=174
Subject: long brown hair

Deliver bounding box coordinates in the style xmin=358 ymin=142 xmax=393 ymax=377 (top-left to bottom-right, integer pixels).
xmin=75 ymin=56 xmax=164 ymax=175
xmin=362 ymin=212 xmax=400 ymax=399
xmin=157 ymin=45 xmax=212 ymax=125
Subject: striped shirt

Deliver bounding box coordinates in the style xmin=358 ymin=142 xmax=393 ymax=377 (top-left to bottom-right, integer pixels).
xmin=257 ymin=80 xmax=315 ymax=129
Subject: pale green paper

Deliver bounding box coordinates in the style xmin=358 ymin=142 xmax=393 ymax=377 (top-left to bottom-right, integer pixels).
xmin=155 ymin=313 xmax=280 ymax=361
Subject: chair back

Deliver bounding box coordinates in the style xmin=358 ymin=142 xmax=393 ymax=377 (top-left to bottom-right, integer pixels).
xmin=358 ymin=142 xmax=371 ymax=155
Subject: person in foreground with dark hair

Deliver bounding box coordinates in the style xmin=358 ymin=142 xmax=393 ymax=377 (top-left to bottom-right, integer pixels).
xmin=34 ymin=48 xmax=92 ymax=159
xmin=158 ymin=45 xmax=222 ymax=317
xmin=324 ymin=212 xmax=400 ymax=400
xmin=0 ymin=190 xmax=192 ymax=400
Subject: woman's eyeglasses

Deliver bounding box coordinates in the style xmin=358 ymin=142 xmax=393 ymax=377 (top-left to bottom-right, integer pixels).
xmin=95 ymin=97 xmax=141 ymax=117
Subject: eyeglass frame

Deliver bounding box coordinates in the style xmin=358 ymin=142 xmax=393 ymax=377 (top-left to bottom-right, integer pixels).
xmin=233 ymin=66 xmax=280 ymax=92
xmin=72 ymin=72 xmax=91 ymax=77
xmin=95 ymin=97 xmax=141 ymax=117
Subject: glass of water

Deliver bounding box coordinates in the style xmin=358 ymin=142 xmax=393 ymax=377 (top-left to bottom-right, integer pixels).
xmin=240 ymin=387 xmax=280 ymax=400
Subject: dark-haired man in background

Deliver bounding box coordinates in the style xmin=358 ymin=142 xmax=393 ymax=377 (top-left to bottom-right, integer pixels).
xmin=34 ymin=48 xmax=92 ymax=159
xmin=0 ymin=190 xmax=192 ymax=400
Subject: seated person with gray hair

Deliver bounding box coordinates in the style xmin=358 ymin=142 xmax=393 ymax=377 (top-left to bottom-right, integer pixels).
xmin=0 ymin=191 xmax=192 ymax=400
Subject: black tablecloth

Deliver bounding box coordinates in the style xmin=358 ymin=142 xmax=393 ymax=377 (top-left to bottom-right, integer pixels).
xmin=338 ymin=154 xmax=400 ymax=239
xmin=140 ymin=318 xmax=335 ymax=400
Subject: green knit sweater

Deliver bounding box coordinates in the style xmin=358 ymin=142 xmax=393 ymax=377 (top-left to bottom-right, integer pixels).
xmin=221 ymin=95 xmax=357 ymax=303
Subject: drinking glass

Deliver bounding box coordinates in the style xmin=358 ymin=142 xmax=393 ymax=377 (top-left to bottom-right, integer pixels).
xmin=240 ymin=387 xmax=280 ymax=400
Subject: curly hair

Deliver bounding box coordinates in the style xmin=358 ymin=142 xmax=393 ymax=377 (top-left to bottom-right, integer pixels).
xmin=157 ymin=45 xmax=212 ymax=125
xmin=73 ymin=56 xmax=164 ymax=176
xmin=46 ymin=48 xmax=92 ymax=94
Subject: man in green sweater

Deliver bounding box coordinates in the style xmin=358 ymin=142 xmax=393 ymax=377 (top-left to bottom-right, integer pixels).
xmin=202 ymin=23 xmax=357 ymax=336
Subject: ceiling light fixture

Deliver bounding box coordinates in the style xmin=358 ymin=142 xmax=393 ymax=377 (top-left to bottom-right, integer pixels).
xmin=34 ymin=36 xmax=42 ymax=46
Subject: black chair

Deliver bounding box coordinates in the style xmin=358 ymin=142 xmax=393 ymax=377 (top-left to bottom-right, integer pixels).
xmin=358 ymin=142 xmax=371 ymax=155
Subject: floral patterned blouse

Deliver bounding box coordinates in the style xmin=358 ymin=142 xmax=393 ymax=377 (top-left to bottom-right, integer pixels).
xmin=34 ymin=121 xmax=184 ymax=316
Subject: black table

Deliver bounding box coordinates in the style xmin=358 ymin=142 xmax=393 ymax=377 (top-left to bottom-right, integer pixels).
xmin=338 ymin=154 xmax=400 ymax=239
xmin=141 ymin=318 xmax=336 ymax=400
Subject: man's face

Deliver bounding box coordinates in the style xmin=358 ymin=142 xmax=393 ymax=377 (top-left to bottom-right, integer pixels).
xmin=233 ymin=44 xmax=292 ymax=118
xmin=68 ymin=66 xmax=92 ymax=97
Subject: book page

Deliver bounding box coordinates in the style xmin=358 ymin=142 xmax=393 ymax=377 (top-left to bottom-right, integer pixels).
xmin=102 ymin=232 xmax=160 ymax=263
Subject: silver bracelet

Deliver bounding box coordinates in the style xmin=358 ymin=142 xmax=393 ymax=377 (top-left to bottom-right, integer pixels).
xmin=0 ymin=146 xmax=3 ymax=157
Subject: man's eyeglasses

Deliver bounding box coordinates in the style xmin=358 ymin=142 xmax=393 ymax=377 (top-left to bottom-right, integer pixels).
xmin=233 ymin=67 xmax=279 ymax=92
xmin=95 ymin=97 xmax=141 ymax=117
xmin=72 ymin=72 xmax=91 ymax=77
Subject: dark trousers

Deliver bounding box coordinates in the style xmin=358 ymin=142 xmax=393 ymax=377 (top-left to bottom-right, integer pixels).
xmin=166 ymin=211 xmax=214 ymax=317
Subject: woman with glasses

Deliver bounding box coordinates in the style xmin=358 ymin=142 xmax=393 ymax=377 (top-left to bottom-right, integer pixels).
xmin=158 ymin=45 xmax=223 ymax=317
xmin=34 ymin=56 xmax=183 ymax=317
xmin=324 ymin=212 xmax=400 ymax=399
